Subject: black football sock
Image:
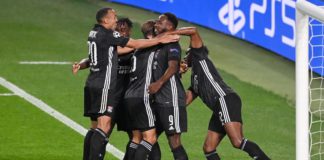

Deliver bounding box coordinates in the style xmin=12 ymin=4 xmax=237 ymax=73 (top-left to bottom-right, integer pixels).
xmin=171 ymin=145 xmax=188 ymax=160
xmin=99 ymin=135 xmax=109 ymax=159
xmin=125 ymin=141 xmax=139 ymax=160
xmin=83 ymin=129 xmax=95 ymax=160
xmin=240 ymin=138 xmax=270 ymax=160
xmin=134 ymin=140 xmax=153 ymax=160
xmin=123 ymin=141 xmax=131 ymax=160
xmin=148 ymin=142 xmax=161 ymax=160
xmin=204 ymin=150 xmax=221 ymax=160
xmin=89 ymin=128 xmax=109 ymax=160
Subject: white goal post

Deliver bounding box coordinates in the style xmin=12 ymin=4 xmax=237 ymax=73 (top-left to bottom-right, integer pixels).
xmin=296 ymin=1 xmax=324 ymax=160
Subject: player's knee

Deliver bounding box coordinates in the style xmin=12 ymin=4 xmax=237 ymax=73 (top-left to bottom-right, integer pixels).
xmin=143 ymin=133 xmax=157 ymax=144
xmin=203 ymin=142 xmax=214 ymax=153
xmin=97 ymin=116 xmax=112 ymax=133
xmin=167 ymin=134 xmax=181 ymax=149
xmin=132 ymin=131 xmax=142 ymax=144
xmin=230 ymin=139 xmax=242 ymax=149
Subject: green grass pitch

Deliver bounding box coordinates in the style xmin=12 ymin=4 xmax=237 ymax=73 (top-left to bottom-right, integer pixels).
xmin=0 ymin=0 xmax=295 ymax=159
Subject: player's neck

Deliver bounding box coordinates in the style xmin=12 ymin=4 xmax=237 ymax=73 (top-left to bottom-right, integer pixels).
xmin=99 ymin=23 xmax=113 ymax=30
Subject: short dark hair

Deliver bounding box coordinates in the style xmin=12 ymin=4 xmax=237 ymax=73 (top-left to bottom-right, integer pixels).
xmin=96 ymin=7 xmax=112 ymax=23
xmin=163 ymin=12 xmax=178 ymax=29
xmin=117 ymin=18 xmax=133 ymax=28
xmin=141 ymin=20 xmax=156 ymax=39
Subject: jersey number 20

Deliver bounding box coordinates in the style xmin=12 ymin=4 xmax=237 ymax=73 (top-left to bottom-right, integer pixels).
xmin=87 ymin=41 xmax=97 ymax=66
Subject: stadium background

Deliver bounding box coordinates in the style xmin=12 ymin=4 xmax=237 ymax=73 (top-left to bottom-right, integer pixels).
xmin=0 ymin=0 xmax=298 ymax=159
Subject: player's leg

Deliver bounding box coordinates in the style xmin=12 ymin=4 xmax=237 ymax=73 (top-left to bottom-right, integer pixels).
xmin=89 ymin=115 xmax=111 ymax=160
xmin=134 ymin=128 xmax=157 ymax=160
xmin=124 ymin=130 xmax=141 ymax=160
xmin=125 ymin=98 xmax=156 ymax=160
xmin=221 ymin=93 xmax=270 ymax=160
xmin=158 ymin=105 xmax=188 ymax=160
xmin=83 ymin=118 xmax=98 ymax=160
xmin=112 ymin=102 xmax=136 ymax=160
xmin=124 ymin=98 xmax=142 ymax=160
xmin=88 ymin=87 xmax=114 ymax=160
xmin=203 ymin=113 xmax=225 ymax=160
xmin=83 ymin=86 xmax=99 ymax=160
xmin=148 ymin=117 xmax=164 ymax=160
xmin=224 ymin=122 xmax=270 ymax=160
xmin=203 ymin=131 xmax=224 ymax=160
xmin=148 ymin=142 xmax=161 ymax=160
xmin=165 ymin=133 xmax=188 ymax=160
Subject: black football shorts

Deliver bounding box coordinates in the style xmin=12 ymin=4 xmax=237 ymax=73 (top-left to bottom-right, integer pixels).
xmin=124 ymin=98 xmax=155 ymax=131
xmin=84 ymin=86 xmax=115 ymax=118
xmin=208 ymin=93 xmax=242 ymax=134
xmin=153 ymin=103 xmax=187 ymax=135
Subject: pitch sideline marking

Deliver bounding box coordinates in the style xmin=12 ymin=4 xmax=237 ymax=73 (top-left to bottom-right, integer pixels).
xmin=0 ymin=93 xmax=16 ymax=96
xmin=0 ymin=77 xmax=124 ymax=159
xmin=19 ymin=61 xmax=72 ymax=65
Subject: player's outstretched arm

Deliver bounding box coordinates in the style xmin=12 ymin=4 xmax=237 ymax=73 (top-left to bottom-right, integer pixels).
xmin=148 ymin=60 xmax=178 ymax=94
xmin=117 ymin=46 xmax=135 ymax=55
xmin=72 ymin=58 xmax=89 ymax=75
xmin=125 ymin=34 xmax=180 ymax=49
xmin=169 ymin=27 xmax=203 ymax=49
xmin=186 ymin=90 xmax=197 ymax=106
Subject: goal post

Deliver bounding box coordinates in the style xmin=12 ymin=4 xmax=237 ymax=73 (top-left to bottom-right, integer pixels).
xmin=296 ymin=1 xmax=324 ymax=160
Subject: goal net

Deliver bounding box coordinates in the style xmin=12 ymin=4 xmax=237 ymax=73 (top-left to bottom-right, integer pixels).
xmin=309 ymin=17 xmax=324 ymax=160
xmin=296 ymin=1 xmax=324 ymax=160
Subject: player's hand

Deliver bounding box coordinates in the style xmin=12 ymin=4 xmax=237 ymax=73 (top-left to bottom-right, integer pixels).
xmin=180 ymin=60 xmax=188 ymax=74
xmin=159 ymin=34 xmax=180 ymax=44
xmin=72 ymin=62 xmax=80 ymax=75
xmin=148 ymin=81 xmax=163 ymax=94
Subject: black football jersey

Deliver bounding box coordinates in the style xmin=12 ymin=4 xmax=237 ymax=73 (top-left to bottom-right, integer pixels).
xmin=152 ymin=42 xmax=186 ymax=107
xmin=124 ymin=47 xmax=156 ymax=99
xmin=85 ymin=24 xmax=129 ymax=89
xmin=115 ymin=52 xmax=133 ymax=102
xmin=188 ymin=46 xmax=234 ymax=108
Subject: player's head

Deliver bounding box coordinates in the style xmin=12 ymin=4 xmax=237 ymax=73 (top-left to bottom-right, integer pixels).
xmin=155 ymin=12 xmax=178 ymax=34
xmin=116 ymin=18 xmax=133 ymax=37
xmin=96 ymin=7 xmax=118 ymax=30
xmin=141 ymin=20 xmax=157 ymax=39
xmin=184 ymin=48 xmax=193 ymax=67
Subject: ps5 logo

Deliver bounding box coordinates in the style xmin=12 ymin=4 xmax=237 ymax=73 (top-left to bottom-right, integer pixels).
xmin=219 ymin=0 xmax=246 ymax=35
xmin=160 ymin=0 xmax=173 ymax=3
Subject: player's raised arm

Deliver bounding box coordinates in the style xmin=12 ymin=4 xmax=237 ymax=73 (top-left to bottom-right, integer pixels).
xmin=125 ymin=34 xmax=180 ymax=49
xmin=117 ymin=46 xmax=134 ymax=55
xmin=169 ymin=27 xmax=203 ymax=49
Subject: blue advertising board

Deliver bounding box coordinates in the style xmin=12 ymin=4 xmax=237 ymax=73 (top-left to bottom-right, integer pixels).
xmin=110 ymin=0 xmax=324 ymax=74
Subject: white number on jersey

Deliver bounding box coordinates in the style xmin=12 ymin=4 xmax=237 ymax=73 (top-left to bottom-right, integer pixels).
xmin=87 ymin=41 xmax=98 ymax=66
xmin=130 ymin=55 xmax=137 ymax=72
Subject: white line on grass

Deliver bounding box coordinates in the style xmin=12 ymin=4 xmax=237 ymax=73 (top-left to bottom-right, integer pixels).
xmin=0 ymin=93 xmax=16 ymax=96
xmin=19 ymin=61 xmax=72 ymax=65
xmin=0 ymin=77 xmax=124 ymax=159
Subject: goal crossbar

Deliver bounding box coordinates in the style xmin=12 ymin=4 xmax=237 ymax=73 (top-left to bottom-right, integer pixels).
xmin=296 ymin=1 xmax=324 ymax=23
